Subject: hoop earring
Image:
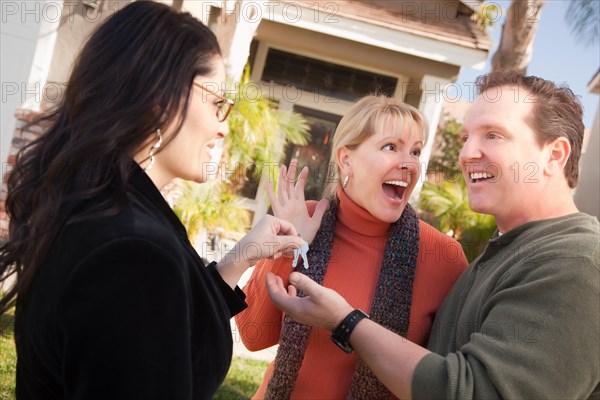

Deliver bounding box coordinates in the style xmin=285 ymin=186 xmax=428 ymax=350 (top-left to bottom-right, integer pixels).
xmin=144 ymin=129 xmax=163 ymax=171
xmin=343 ymin=175 xmax=349 ymax=188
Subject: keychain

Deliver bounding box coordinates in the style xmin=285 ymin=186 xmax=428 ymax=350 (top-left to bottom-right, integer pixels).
xmin=292 ymin=240 xmax=309 ymax=269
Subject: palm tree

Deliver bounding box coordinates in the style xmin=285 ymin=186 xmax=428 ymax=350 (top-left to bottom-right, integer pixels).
xmin=491 ymin=0 xmax=546 ymax=74
xmin=491 ymin=0 xmax=598 ymax=74
xmin=172 ymin=180 xmax=252 ymax=241
xmin=565 ymin=0 xmax=600 ymax=46
xmin=224 ymin=67 xmax=309 ymax=191
xmin=419 ymin=179 xmax=496 ymax=262
xmin=172 ymin=67 xmax=309 ymax=245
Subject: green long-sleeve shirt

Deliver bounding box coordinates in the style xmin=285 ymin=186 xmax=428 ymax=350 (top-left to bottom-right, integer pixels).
xmin=412 ymin=213 xmax=600 ymax=400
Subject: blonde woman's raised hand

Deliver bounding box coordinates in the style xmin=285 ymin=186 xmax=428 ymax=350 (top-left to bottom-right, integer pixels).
xmin=266 ymin=160 xmax=328 ymax=244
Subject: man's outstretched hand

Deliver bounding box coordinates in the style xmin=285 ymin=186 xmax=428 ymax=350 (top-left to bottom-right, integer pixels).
xmin=265 ymin=271 xmax=353 ymax=331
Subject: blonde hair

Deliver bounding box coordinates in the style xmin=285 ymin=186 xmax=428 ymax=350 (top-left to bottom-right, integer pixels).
xmin=322 ymin=95 xmax=429 ymax=199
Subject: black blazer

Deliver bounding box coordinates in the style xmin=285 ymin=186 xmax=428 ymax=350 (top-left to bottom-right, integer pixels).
xmin=15 ymin=166 xmax=246 ymax=400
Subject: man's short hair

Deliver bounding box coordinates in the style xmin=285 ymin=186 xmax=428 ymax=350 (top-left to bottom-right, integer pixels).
xmin=476 ymin=71 xmax=584 ymax=188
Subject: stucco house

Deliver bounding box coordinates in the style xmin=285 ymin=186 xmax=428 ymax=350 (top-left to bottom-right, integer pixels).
xmin=0 ymin=0 xmax=491 ymax=236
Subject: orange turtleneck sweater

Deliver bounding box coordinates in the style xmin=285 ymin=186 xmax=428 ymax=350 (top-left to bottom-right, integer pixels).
xmin=236 ymin=189 xmax=467 ymax=399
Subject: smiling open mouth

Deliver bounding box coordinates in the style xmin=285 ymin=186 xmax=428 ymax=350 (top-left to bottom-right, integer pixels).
xmin=383 ymin=180 xmax=408 ymax=200
xmin=469 ymin=172 xmax=496 ymax=183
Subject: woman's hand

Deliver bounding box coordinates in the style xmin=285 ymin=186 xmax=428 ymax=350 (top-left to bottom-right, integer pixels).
xmin=238 ymin=215 xmax=305 ymax=264
xmin=266 ymin=160 xmax=329 ymax=244
xmin=265 ymin=271 xmax=353 ymax=331
xmin=217 ymin=215 xmax=304 ymax=288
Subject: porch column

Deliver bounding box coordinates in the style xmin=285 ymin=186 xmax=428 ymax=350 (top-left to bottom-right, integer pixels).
xmin=413 ymin=74 xmax=451 ymax=199
xmin=184 ymin=0 xmax=263 ymax=83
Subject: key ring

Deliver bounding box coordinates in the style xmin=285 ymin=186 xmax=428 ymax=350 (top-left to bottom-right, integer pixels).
xmin=292 ymin=236 xmax=310 ymax=269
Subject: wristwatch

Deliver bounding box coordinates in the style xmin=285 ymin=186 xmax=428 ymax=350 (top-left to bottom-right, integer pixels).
xmin=330 ymin=309 xmax=369 ymax=353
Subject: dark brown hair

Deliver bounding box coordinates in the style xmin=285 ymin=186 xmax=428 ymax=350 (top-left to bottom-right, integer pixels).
xmin=476 ymin=71 xmax=584 ymax=188
xmin=0 ymin=1 xmax=221 ymax=314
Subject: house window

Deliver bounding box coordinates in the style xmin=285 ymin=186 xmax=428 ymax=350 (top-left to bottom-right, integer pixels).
xmin=284 ymin=106 xmax=341 ymax=200
xmin=261 ymin=48 xmax=397 ymax=102
xmin=238 ymin=106 xmax=340 ymax=202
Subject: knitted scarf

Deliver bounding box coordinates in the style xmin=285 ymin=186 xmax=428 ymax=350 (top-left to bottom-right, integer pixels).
xmin=264 ymin=199 xmax=420 ymax=400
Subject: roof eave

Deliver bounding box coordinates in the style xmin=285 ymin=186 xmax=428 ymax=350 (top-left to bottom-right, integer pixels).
xmin=263 ymin=4 xmax=490 ymax=69
xmin=459 ymin=0 xmax=482 ymax=14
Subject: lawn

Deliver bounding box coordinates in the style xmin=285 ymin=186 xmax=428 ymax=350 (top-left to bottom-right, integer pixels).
xmin=214 ymin=356 xmax=268 ymax=400
xmin=0 ymin=308 xmax=267 ymax=400
xmin=0 ymin=309 xmax=16 ymax=400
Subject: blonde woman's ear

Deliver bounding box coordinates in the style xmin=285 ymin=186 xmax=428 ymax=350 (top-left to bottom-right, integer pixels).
xmin=336 ymin=146 xmax=352 ymax=173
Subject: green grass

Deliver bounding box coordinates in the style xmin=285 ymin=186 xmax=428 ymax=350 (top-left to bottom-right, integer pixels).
xmin=0 ymin=308 xmax=267 ymax=400
xmin=214 ymin=356 xmax=268 ymax=399
xmin=0 ymin=308 xmax=16 ymax=400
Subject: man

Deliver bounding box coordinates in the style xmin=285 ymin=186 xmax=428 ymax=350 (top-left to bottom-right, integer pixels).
xmin=266 ymin=72 xmax=600 ymax=399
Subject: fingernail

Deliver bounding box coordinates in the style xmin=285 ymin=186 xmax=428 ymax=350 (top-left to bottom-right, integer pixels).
xmin=289 ymin=273 xmax=298 ymax=284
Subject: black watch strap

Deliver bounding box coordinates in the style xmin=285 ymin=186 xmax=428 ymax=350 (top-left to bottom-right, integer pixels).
xmin=330 ymin=309 xmax=369 ymax=353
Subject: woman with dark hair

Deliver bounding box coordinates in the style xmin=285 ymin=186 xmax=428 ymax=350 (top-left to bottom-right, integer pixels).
xmin=0 ymin=2 xmax=302 ymax=399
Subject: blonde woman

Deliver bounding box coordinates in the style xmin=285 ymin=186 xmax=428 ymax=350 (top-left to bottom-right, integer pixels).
xmin=236 ymin=95 xmax=468 ymax=399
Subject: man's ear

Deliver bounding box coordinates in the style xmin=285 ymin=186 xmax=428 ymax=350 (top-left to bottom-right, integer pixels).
xmin=544 ymin=137 xmax=571 ymax=176
xmin=336 ymin=146 xmax=352 ymax=176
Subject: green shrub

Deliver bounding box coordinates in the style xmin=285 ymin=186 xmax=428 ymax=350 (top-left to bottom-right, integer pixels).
xmin=419 ymin=179 xmax=496 ymax=262
xmin=420 ymin=117 xmax=496 ymax=262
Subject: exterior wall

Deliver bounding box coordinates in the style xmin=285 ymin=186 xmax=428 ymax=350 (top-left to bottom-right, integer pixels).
xmin=1 ymin=0 xmax=63 ymax=176
xmin=574 ymin=104 xmax=600 ymax=219
xmin=574 ymin=72 xmax=599 ymax=220
xmin=0 ymin=111 xmax=44 ymax=239
xmin=44 ymin=1 xmax=132 ymax=97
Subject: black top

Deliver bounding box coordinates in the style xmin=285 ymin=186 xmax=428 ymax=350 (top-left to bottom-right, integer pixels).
xmin=15 ymin=166 xmax=247 ymax=399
